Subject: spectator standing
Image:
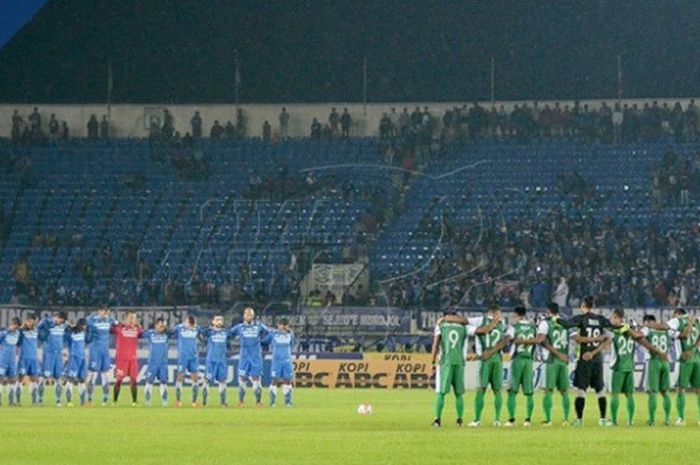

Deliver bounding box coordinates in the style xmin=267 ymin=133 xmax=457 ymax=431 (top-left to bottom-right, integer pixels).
xmin=48 ymin=114 xmax=59 ymax=139
xmin=191 ymin=111 xmax=202 ymax=138
xmin=279 ymin=107 xmax=290 ymax=140
xmin=310 ymin=118 xmax=321 ymax=139
xmin=262 ymin=120 xmax=271 ymax=141
xmin=329 ymin=108 xmax=340 ymax=135
xmin=87 ymin=114 xmax=99 ymax=139
xmin=99 ymin=116 xmax=109 ymax=139
xmin=61 ymin=121 xmax=69 ymax=140
xmin=210 ymin=120 xmax=224 ymax=139
xmin=340 ymin=108 xmax=351 ymax=140
xmin=29 ymin=107 xmax=41 ymax=133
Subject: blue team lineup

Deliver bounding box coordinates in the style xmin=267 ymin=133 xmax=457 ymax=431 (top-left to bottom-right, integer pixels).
xmin=0 ymin=306 xmax=296 ymax=408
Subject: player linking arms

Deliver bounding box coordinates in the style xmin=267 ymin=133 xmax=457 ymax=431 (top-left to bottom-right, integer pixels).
xmin=430 ymin=311 xmax=467 ymax=427
xmin=64 ymin=318 xmax=89 ymax=407
xmin=268 ymin=318 xmax=295 ymax=407
xmin=37 ymin=311 xmax=68 ymax=406
xmin=201 ymin=315 xmax=230 ymax=407
xmin=17 ymin=314 xmax=40 ymax=405
xmin=639 ymin=314 xmax=673 ymax=425
xmin=505 ymin=306 xmax=539 ymax=427
xmin=86 ymin=306 xmax=116 ymax=406
xmin=0 ymin=318 xmax=21 ymax=406
xmin=112 ymin=311 xmax=143 ymax=405
xmin=174 ymin=315 xmax=202 ymax=407
xmin=535 ymin=303 xmax=572 ymax=426
xmin=230 ymin=307 xmax=270 ymax=407
xmin=143 ymin=318 xmax=170 ymax=407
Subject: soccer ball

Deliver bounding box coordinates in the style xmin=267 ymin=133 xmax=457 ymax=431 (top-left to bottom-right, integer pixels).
xmin=357 ymin=403 xmax=373 ymax=415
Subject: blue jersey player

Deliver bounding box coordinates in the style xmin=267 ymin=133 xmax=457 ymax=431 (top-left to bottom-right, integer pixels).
xmin=86 ymin=306 xmax=116 ymax=406
xmin=230 ymin=307 xmax=270 ymax=407
xmin=0 ymin=317 xmax=21 ymax=406
xmin=143 ymin=318 xmax=170 ymax=407
xmin=17 ymin=313 xmax=39 ymax=405
xmin=268 ymin=318 xmax=295 ymax=407
xmin=37 ymin=311 xmax=68 ymax=406
xmin=174 ymin=315 xmax=202 ymax=407
xmin=64 ymin=318 xmax=88 ymax=407
xmin=200 ymin=315 xmax=230 ymax=407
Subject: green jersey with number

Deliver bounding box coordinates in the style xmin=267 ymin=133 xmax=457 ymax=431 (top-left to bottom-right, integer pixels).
xmin=676 ymin=317 xmax=700 ymax=360
xmin=476 ymin=317 xmax=505 ymax=362
xmin=437 ymin=322 xmax=466 ymax=365
xmin=645 ymin=329 xmax=669 ymax=360
xmin=511 ymin=321 xmax=537 ymax=359
xmin=611 ymin=328 xmax=635 ymax=372
xmin=544 ymin=318 xmax=569 ymax=364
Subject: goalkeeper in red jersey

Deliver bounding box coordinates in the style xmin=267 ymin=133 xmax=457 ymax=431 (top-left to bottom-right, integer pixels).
xmin=111 ymin=311 xmax=143 ymax=406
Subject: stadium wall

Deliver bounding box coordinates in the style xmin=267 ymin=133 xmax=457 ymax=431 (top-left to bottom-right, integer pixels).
xmin=0 ymin=97 xmax=696 ymax=139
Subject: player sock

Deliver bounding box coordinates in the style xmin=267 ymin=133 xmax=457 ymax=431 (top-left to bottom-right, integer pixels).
xmin=102 ymin=379 xmax=110 ymax=404
xmin=662 ymin=393 xmax=671 ymax=423
xmin=474 ymin=389 xmax=485 ymax=421
xmin=144 ymin=383 xmax=153 ymax=404
xmin=562 ymin=392 xmax=571 ymax=421
xmin=574 ymin=396 xmax=585 ymax=420
xmin=55 ymin=383 xmax=63 ymax=404
xmin=526 ymin=393 xmax=534 ymax=420
xmin=253 ymin=381 xmax=262 ymax=404
xmin=114 ymin=380 xmax=122 ymax=402
xmin=677 ymin=391 xmax=686 ymax=419
xmin=543 ymin=391 xmax=553 ymax=422
xmin=434 ymin=393 xmax=445 ymax=420
xmin=8 ymin=384 xmax=15 ymax=405
xmin=78 ymin=383 xmax=87 ymax=405
xmin=219 ymin=382 xmax=227 ymax=405
xmin=86 ymin=377 xmax=94 ymax=402
xmin=38 ymin=379 xmax=45 ymax=403
xmin=66 ymin=382 xmax=74 ymax=403
xmin=455 ymin=393 xmax=464 ymax=419
xmin=626 ymin=394 xmax=635 ymax=423
xmin=15 ymin=382 xmax=22 ymax=404
xmin=192 ymin=382 xmax=200 ymax=403
xmin=648 ymin=393 xmax=657 ymax=423
xmin=130 ymin=382 xmax=137 ymax=403
xmin=269 ymin=385 xmax=278 ymax=405
xmin=696 ymin=392 xmax=700 ymax=418
xmin=160 ymin=383 xmax=168 ymax=404
xmin=30 ymin=382 xmax=38 ymax=404
xmin=175 ymin=380 xmax=183 ymax=402
xmin=597 ymin=394 xmax=607 ymax=419
xmin=494 ymin=390 xmax=503 ymax=421
xmin=0 ymin=384 xmax=4 ymax=405
xmin=610 ymin=394 xmax=619 ymax=424
xmin=238 ymin=385 xmax=246 ymax=403
xmin=202 ymin=384 xmax=209 ymax=406
xmin=507 ymin=392 xmax=516 ymax=420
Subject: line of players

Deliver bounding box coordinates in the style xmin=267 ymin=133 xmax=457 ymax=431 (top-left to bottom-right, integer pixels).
xmin=431 ymin=297 xmax=700 ymax=427
xmin=0 ymin=306 xmax=295 ymax=408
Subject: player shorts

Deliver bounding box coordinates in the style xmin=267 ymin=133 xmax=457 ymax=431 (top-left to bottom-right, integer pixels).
xmin=271 ymin=361 xmax=294 ymax=381
xmin=611 ymin=370 xmax=634 ymax=394
xmin=574 ymin=360 xmax=605 ymax=392
xmin=205 ymin=360 xmax=228 ymax=383
xmin=18 ymin=358 xmax=39 ymax=377
xmin=646 ymin=359 xmax=670 ymax=393
xmin=88 ymin=347 xmax=112 ymax=373
xmin=677 ymin=359 xmax=700 ymax=389
xmin=177 ymin=357 xmax=199 ymax=375
xmin=509 ymin=357 xmax=533 ymax=395
xmin=65 ymin=356 xmax=87 ymax=381
xmin=478 ymin=358 xmax=503 ymax=390
xmin=238 ymin=357 xmax=263 ymax=379
xmin=436 ymin=363 xmax=465 ymax=395
xmin=0 ymin=356 xmax=17 ymax=378
xmin=545 ymin=361 xmax=569 ymax=391
xmin=115 ymin=358 xmax=139 ymax=381
xmin=145 ymin=360 xmax=169 ymax=384
xmin=42 ymin=351 xmax=64 ymax=379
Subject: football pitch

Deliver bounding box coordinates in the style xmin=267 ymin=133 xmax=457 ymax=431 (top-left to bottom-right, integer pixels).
xmin=1 ymin=389 xmax=698 ymax=465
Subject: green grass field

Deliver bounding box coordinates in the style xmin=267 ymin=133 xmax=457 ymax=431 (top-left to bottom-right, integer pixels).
xmin=1 ymin=389 xmax=698 ymax=465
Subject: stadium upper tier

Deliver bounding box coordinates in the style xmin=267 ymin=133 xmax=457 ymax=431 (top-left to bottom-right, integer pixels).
xmin=0 ymin=138 xmax=698 ymax=307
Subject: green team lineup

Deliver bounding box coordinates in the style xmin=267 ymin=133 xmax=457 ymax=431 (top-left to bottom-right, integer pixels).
xmin=430 ymin=297 xmax=700 ymax=428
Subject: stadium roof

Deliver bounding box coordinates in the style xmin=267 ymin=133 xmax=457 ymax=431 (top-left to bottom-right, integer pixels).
xmin=1 ymin=0 xmax=699 ymax=104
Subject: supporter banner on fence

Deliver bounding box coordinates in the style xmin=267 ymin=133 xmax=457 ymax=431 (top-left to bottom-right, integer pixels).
xmin=261 ymin=307 xmax=412 ymax=334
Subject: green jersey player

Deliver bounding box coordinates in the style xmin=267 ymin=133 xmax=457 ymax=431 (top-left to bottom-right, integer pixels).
xmin=468 ymin=305 xmax=509 ymax=427
xmin=430 ymin=312 xmax=468 ymax=427
xmin=535 ymin=302 xmax=572 ymax=426
xmin=640 ymin=314 xmax=672 ymax=426
xmin=505 ymin=306 xmax=538 ymax=427
xmin=666 ymin=309 xmax=700 ymax=426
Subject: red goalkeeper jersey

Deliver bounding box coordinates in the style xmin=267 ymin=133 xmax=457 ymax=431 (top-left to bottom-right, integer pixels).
xmin=112 ymin=324 xmax=143 ymax=361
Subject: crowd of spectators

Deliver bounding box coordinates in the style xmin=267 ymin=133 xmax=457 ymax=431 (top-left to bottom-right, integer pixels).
xmin=10 ymin=107 xmax=69 ymax=143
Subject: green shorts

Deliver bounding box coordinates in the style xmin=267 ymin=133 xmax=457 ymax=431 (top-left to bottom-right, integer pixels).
xmin=646 ymin=358 xmax=670 ymax=393
xmin=677 ymin=359 xmax=700 ymax=389
xmin=509 ymin=357 xmax=533 ymax=395
xmin=611 ymin=370 xmax=634 ymax=394
xmin=436 ymin=363 xmax=465 ymax=395
xmin=545 ymin=361 xmax=569 ymax=391
xmin=478 ymin=358 xmax=503 ymax=390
